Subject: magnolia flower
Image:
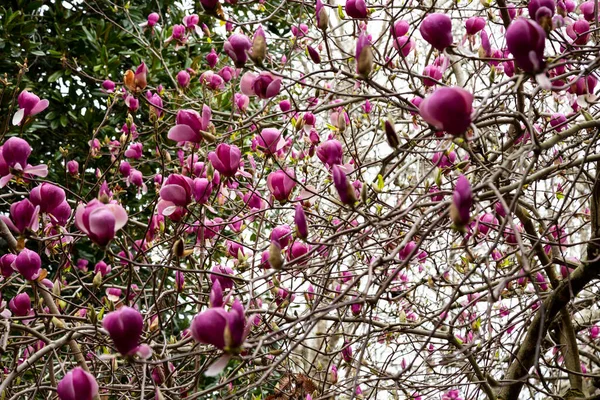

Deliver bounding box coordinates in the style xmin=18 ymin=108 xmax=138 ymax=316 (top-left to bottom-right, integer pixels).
xmin=191 ymin=299 xmax=248 ymax=353
xmin=223 ymin=34 xmax=252 ymax=67
xmin=158 ymin=174 xmax=194 ymax=221
xmin=505 ymin=18 xmax=546 ymax=74
xmin=75 ymin=199 xmax=128 ymax=246
xmin=57 ymin=368 xmax=99 ymax=400
xmin=0 ymin=137 xmax=48 ymax=187
xmin=102 ymin=306 xmax=144 ymax=356
xmin=345 ymin=0 xmax=367 ymax=18
xmin=254 ymin=128 xmax=285 ymax=155
xmin=206 ymin=49 xmax=219 ymax=68
xmin=267 ymin=169 xmax=296 ymax=203
xmin=295 ymin=204 xmax=309 ymax=239
xmin=13 ymin=90 xmax=49 ymax=126
xmin=0 ymin=199 xmax=39 ymax=235
xmin=168 ymin=107 xmax=212 ymax=143
xmin=317 ymin=139 xmax=343 ymax=168
xmin=13 ymin=248 xmax=42 ymax=281
xmin=332 ymin=165 xmax=357 ymax=205
xmin=124 ymin=62 xmax=148 ymax=92
xmin=9 ymin=293 xmax=31 ymax=317
xmin=240 ymin=71 xmax=282 ymax=99
xmin=420 ymin=14 xmax=453 ymax=51
xmin=419 ymin=87 xmax=473 ymax=135
xmin=208 ymin=143 xmax=241 ymax=177
xmin=465 ymin=17 xmax=486 ymax=35
xmin=316 ymin=0 xmax=329 ymax=30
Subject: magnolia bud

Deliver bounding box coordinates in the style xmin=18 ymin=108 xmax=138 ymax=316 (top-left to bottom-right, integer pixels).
xmin=337 ymin=112 xmax=347 ymax=132
xmin=268 ymin=241 xmax=284 ymax=270
xmin=384 ymin=118 xmax=399 ymax=148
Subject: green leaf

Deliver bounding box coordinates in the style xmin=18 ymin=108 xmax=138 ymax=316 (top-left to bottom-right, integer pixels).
xmin=47 ymin=71 xmax=62 ymax=83
xmin=376 ymin=174 xmax=384 ymax=192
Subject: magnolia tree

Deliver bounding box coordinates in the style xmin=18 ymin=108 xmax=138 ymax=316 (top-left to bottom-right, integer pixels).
xmin=3 ymin=0 xmax=600 ymax=399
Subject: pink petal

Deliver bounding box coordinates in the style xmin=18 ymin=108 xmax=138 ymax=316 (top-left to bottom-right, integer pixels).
xmin=240 ymin=72 xmax=257 ymax=96
xmin=24 ymin=164 xmax=48 ymax=178
xmin=204 ymin=354 xmax=232 ymax=377
xmin=74 ymin=204 xmax=89 ymax=234
xmin=106 ymin=204 xmax=128 ymax=231
xmin=168 ymin=124 xmax=201 ymax=143
xmin=30 ymin=99 xmax=49 ymax=116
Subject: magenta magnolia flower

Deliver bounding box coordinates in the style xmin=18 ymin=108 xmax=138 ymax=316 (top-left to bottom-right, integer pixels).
xmin=240 ymin=71 xmax=282 ymax=99
xmin=317 ymin=139 xmax=343 ymax=168
xmin=0 ymin=199 xmax=39 ymax=235
xmin=567 ymin=19 xmax=591 ymax=45
xmin=208 ymin=143 xmax=241 ymax=177
xmin=0 ymin=254 xmax=15 ymax=277
xmin=102 ymin=79 xmax=115 ymax=93
xmin=550 ymin=113 xmax=568 ymax=131
xmin=158 ymin=174 xmax=194 ymax=220
xmin=477 ymin=213 xmax=498 ymax=236
xmin=394 ymin=36 xmax=415 ymax=57
xmin=345 ymin=0 xmax=367 ymax=19
xmin=103 ymin=306 xmax=144 ymax=356
xmin=267 ymin=169 xmax=297 ymax=203
xmin=223 ymin=34 xmax=252 ymax=67
xmin=465 ymin=17 xmax=486 ymax=35
xmin=451 ymin=175 xmax=473 ymax=227
xmin=140 ymin=12 xmax=160 ymax=28
xmin=57 ymin=367 xmax=99 ymax=400
xmin=75 ymin=199 xmax=128 ymax=246
xmin=168 ymin=106 xmax=212 ymax=143
xmin=392 ymin=20 xmax=409 ymax=37
xmin=124 ymin=142 xmax=143 ymax=159
xmin=206 ymin=49 xmax=219 ymax=68
xmin=210 ymin=265 xmax=235 ymax=290
xmin=355 ymin=32 xmax=373 ymax=77
xmin=13 ymin=90 xmax=49 ymax=126
xmin=419 ymin=87 xmax=473 ymax=135
xmin=165 ymin=24 xmax=187 ymax=46
xmin=422 ymin=65 xmax=443 ymax=87
xmin=0 ymin=137 xmax=48 ymax=187
xmin=271 ymin=224 xmax=293 ymax=248
xmin=191 ymin=299 xmax=248 ymax=352
xmin=420 ymin=14 xmax=453 ymax=51
xmin=342 ymin=341 xmax=353 ymax=362
xmin=9 ymin=293 xmax=31 ymax=317
xmin=295 ymin=204 xmax=309 ymax=239
xmin=581 ymin=1 xmax=597 ymax=22
xmin=13 ymin=248 xmax=42 ymax=281
xmin=332 ymin=165 xmax=357 ymax=205
xmin=255 ymin=128 xmax=284 ymax=155
xmin=505 ymin=18 xmax=546 ymax=74
xmin=67 ymin=160 xmax=79 ymax=176
xmin=528 ymin=0 xmax=555 ymax=22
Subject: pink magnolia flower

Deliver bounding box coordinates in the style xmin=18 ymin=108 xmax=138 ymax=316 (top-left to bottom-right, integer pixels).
xmin=332 ymin=165 xmax=357 ymax=205
xmin=210 ymin=265 xmax=235 ymax=290
xmin=420 ymin=14 xmax=453 ymax=51
xmin=267 ymin=169 xmax=296 ymax=203
xmin=140 ymin=12 xmax=160 ymax=29
xmin=102 ymin=80 xmax=115 ymax=93
xmin=254 ymin=128 xmax=285 ymax=155
xmin=208 ymin=143 xmax=241 ymax=177
xmin=295 ymin=204 xmax=309 ymax=239
xmin=9 ymin=293 xmax=31 ymax=316
xmin=102 ymin=306 xmax=144 ymax=356
xmin=165 ymin=24 xmax=187 ymax=46
xmin=13 ymin=249 xmax=41 ymax=281
xmin=13 ymin=90 xmax=49 ymax=126
xmin=355 ymin=32 xmax=373 ymax=77
xmin=168 ymin=106 xmax=212 ymax=143
xmin=505 ymin=18 xmax=546 ymax=74
xmin=317 ymin=139 xmax=343 ymax=168
xmin=56 ymin=367 xmax=98 ymax=400
xmin=67 ymin=160 xmax=79 ymax=176
xmin=0 ymin=137 xmax=48 ymax=187
xmin=158 ymin=174 xmax=194 ymax=221
xmin=223 ymin=34 xmax=252 ymax=67
xmin=316 ymin=0 xmax=329 ymax=30
xmin=240 ymin=71 xmax=282 ymax=99
xmin=0 ymin=199 xmax=39 ymax=235
xmin=345 ymin=0 xmax=367 ymax=18
xmin=206 ymin=49 xmax=219 ymax=68
xmin=419 ymin=87 xmax=473 ymax=136
xmin=191 ymin=299 xmax=248 ymax=353
xmin=465 ymin=17 xmax=486 ymax=35
xmin=75 ymin=199 xmax=128 ymax=247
